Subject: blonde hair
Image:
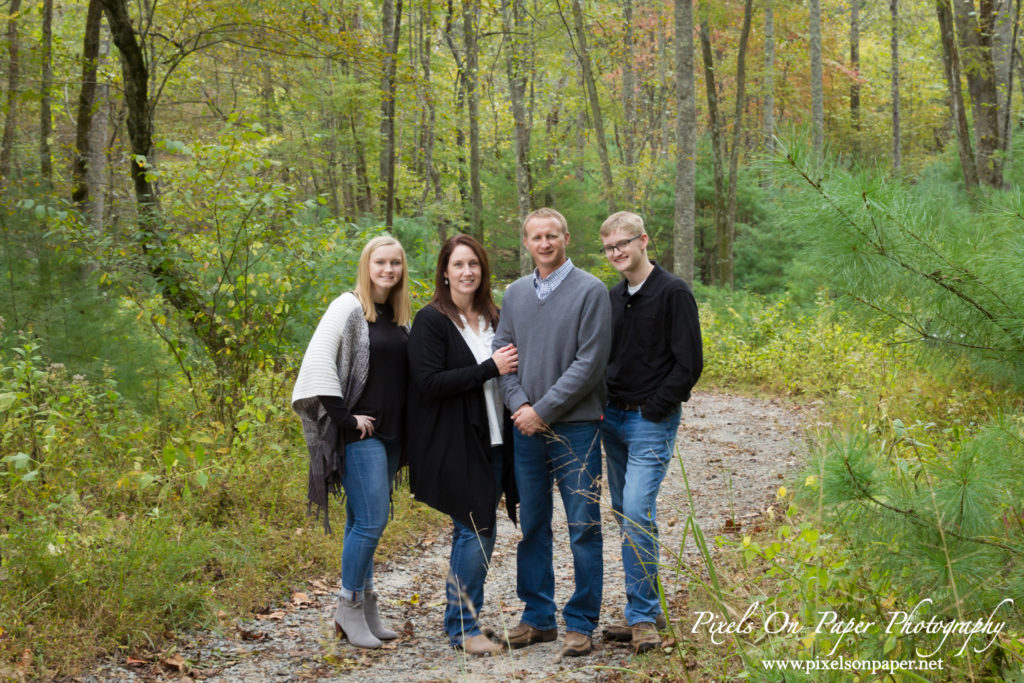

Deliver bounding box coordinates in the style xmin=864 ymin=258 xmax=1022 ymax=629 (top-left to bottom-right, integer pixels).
xmin=355 ymin=235 xmax=411 ymax=326
xmin=522 ymin=207 xmax=569 ymax=239
xmin=600 ymin=211 xmax=647 ymax=239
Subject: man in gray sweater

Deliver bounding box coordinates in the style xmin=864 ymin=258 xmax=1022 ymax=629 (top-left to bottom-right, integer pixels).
xmin=493 ymin=207 xmax=612 ymax=657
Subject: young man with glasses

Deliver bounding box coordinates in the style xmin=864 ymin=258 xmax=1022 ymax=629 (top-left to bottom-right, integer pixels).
xmin=493 ymin=207 xmax=612 ymax=657
xmin=598 ymin=211 xmax=703 ymax=653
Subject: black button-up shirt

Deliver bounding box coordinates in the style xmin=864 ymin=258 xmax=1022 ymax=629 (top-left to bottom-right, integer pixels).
xmin=605 ymin=262 xmax=703 ymax=420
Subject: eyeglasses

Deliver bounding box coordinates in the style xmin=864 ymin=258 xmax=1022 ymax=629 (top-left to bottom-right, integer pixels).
xmin=598 ymin=235 xmax=642 ymax=255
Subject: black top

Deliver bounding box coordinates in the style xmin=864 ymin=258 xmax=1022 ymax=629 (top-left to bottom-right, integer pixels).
xmin=406 ymin=304 xmax=518 ymax=535
xmin=319 ymin=302 xmax=409 ymax=445
xmin=606 ymin=262 xmax=703 ymax=421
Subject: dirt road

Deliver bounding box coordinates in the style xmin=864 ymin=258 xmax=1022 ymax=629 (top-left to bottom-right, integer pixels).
xmin=92 ymin=391 xmax=807 ymax=682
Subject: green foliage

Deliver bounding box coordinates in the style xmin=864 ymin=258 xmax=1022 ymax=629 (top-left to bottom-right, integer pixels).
xmin=0 ymin=194 xmax=177 ymax=407
xmin=676 ymin=288 xmax=1024 ymax=680
xmin=699 ymin=287 xmax=900 ymax=399
xmin=810 ymin=416 xmax=1024 ymax=622
xmin=769 ymin=139 xmax=1024 ymax=392
xmin=0 ymin=303 xmax=445 ymax=677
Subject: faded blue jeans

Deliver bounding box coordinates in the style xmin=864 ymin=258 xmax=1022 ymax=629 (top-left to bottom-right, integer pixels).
xmin=514 ymin=421 xmax=603 ymax=636
xmin=445 ymin=446 xmax=503 ymax=646
xmin=340 ymin=436 xmax=401 ymax=596
xmin=600 ymin=404 xmax=681 ymax=625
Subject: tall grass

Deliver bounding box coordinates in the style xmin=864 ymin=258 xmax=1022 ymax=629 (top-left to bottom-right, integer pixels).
xmin=624 ymin=289 xmax=1024 ymax=681
xmin=0 ymin=340 xmax=442 ymax=677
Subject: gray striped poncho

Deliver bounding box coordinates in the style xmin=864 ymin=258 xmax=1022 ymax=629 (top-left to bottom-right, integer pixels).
xmin=291 ymin=292 xmax=369 ymax=532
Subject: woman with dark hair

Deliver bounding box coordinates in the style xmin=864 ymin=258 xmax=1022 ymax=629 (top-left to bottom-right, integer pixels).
xmin=407 ymin=234 xmax=519 ymax=655
xmin=292 ymin=235 xmax=411 ymax=649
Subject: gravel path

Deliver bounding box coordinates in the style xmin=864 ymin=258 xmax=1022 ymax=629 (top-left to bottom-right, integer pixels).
xmin=91 ymin=391 xmax=807 ymax=682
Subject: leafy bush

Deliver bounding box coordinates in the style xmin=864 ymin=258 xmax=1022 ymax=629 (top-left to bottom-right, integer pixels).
xmin=0 ymin=336 xmax=436 ymax=676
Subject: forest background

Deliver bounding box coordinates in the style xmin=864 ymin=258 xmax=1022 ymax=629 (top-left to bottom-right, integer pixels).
xmin=2 ymin=0 xmax=1024 ymax=679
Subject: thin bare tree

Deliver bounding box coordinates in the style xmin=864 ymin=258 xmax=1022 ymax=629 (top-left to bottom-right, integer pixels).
xmin=673 ymin=0 xmax=696 ymax=283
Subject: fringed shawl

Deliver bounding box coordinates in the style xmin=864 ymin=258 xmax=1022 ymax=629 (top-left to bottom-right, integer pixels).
xmin=291 ymin=292 xmax=369 ymax=532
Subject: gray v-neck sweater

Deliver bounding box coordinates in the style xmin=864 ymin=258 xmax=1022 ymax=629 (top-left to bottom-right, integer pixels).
xmin=493 ymin=267 xmax=612 ymax=424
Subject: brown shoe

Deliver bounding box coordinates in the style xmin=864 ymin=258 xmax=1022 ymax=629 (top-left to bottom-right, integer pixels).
xmin=632 ymin=622 xmax=660 ymax=653
xmin=504 ymin=622 xmax=558 ymax=649
xmin=459 ymin=633 xmax=504 ymax=656
xmin=603 ymin=613 xmax=668 ymax=641
xmin=560 ymin=631 xmax=592 ymax=657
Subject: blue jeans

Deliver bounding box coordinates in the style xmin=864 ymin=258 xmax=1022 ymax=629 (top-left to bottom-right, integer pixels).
xmin=514 ymin=422 xmax=603 ymax=636
xmin=445 ymin=446 xmax=503 ymax=645
xmin=341 ymin=436 xmax=400 ymax=595
xmin=600 ymin=404 xmax=681 ymax=625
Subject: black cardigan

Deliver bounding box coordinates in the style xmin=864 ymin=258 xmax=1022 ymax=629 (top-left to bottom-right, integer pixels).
xmin=406 ymin=304 xmax=518 ymax=535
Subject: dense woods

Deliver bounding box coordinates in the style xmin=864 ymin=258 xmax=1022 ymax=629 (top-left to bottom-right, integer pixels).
xmin=2 ymin=0 xmax=1024 ymax=679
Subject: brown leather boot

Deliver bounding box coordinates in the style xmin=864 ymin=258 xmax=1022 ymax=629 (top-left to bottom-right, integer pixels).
xmin=632 ymin=621 xmax=660 ymax=653
xmin=458 ymin=633 xmax=504 ymax=656
xmin=603 ymin=612 xmax=668 ymax=641
xmin=560 ymin=631 xmax=592 ymax=657
xmin=502 ymin=622 xmax=558 ymax=649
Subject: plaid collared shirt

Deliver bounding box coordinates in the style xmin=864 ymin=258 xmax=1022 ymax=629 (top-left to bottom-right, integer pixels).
xmin=532 ymin=258 xmax=575 ymax=300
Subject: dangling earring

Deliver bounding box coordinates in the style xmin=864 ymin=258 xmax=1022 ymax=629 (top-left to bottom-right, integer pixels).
xmin=444 ymin=278 xmax=449 ymax=285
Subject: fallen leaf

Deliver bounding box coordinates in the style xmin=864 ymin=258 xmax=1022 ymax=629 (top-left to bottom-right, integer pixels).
xmin=256 ymin=610 xmax=287 ymax=621
xmin=125 ymin=656 xmax=147 ymax=667
xmin=237 ymin=626 xmax=265 ymax=641
xmin=160 ymin=653 xmax=187 ymax=672
xmin=291 ymin=591 xmax=312 ymax=607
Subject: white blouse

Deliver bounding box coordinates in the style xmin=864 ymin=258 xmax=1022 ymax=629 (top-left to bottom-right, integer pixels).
xmin=458 ymin=314 xmax=503 ymax=446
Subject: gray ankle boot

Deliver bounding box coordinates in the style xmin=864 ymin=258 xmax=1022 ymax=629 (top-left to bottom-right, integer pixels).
xmin=334 ymin=596 xmax=381 ymax=648
xmin=363 ymin=591 xmax=398 ymax=640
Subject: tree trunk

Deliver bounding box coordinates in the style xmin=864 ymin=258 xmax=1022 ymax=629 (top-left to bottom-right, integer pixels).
xmin=764 ymin=0 xmax=776 ymax=151
xmin=622 ymin=0 xmax=637 ymax=201
xmin=673 ymin=0 xmax=696 ymax=284
xmin=417 ymin=0 xmax=443 ymax=228
xmin=1000 ymin=0 xmax=1021 ymax=159
xmin=891 ymin=0 xmax=902 ymax=171
xmin=699 ymin=8 xmax=726 ymax=286
xmin=501 ymin=0 xmax=535 ymax=274
xmin=850 ymin=0 xmax=861 ymax=133
xmin=658 ymin=22 xmax=671 ymax=159
xmin=73 ymin=0 xmax=104 ymax=208
xmin=723 ymin=0 xmax=754 ymax=290
xmin=0 ymin=0 xmax=23 ymax=185
xmin=444 ymin=3 xmax=470 ymax=217
xmin=953 ymin=0 xmax=1004 ymax=186
xmin=937 ymin=0 xmax=980 ymax=191
xmin=260 ymin=56 xmax=280 ymax=134
xmin=993 ymin=0 xmax=1014 ymax=146
xmin=100 ymin=0 xmax=229 ymax=363
xmin=40 ymin=0 xmax=54 ymax=187
xmin=464 ymin=0 xmax=483 ymax=242
xmin=351 ymin=114 xmax=374 ymax=214
xmin=380 ymin=0 xmax=403 ymax=228
xmin=570 ymin=0 xmax=616 ymax=213
xmin=810 ymin=0 xmax=824 ymax=156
